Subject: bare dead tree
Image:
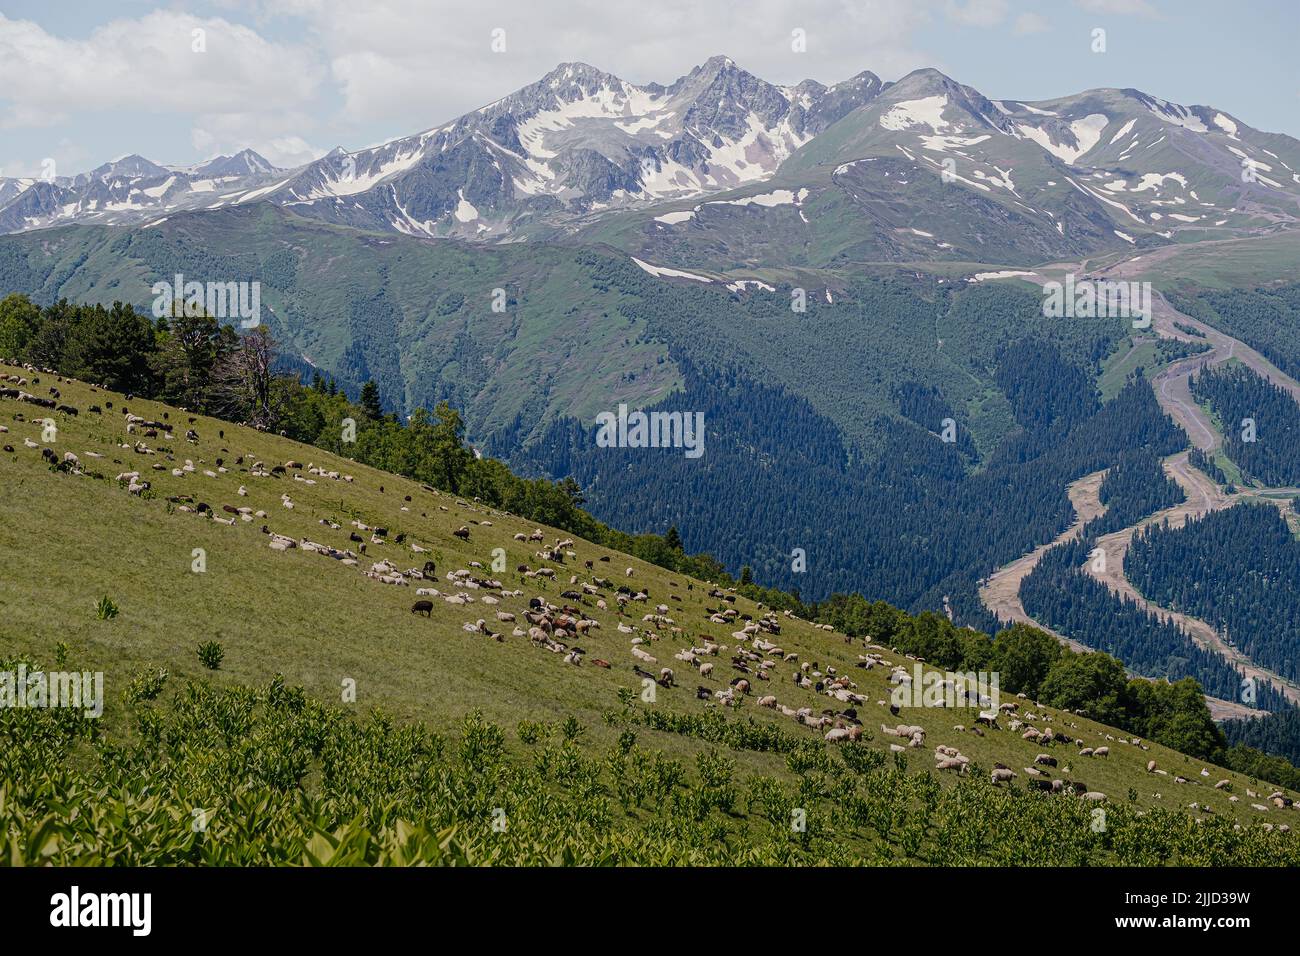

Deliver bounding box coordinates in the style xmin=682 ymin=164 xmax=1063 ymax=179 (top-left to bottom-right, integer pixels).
xmin=212 ymin=325 xmax=282 ymax=430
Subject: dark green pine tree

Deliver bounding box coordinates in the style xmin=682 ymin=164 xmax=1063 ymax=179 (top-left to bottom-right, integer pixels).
xmin=739 ymin=565 xmax=754 ymax=586
xmin=359 ymin=380 xmax=383 ymax=420
xmin=665 ymin=525 xmax=683 ymax=551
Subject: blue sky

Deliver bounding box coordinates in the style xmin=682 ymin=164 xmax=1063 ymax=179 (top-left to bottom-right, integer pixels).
xmin=1 ymin=0 xmax=1296 ymax=177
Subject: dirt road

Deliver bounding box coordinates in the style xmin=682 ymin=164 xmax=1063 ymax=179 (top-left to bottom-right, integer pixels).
xmin=1081 ymin=452 xmax=1300 ymax=709
xmin=978 ymin=470 xmax=1106 ymax=656
xmin=977 ymin=266 xmax=1300 ymax=720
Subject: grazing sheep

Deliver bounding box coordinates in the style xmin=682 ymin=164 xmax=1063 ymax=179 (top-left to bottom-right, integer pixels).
xmin=1093 ymin=746 xmax=1109 ymax=757
xmin=991 ymin=769 xmax=1017 ymax=783
xmin=825 ymin=726 xmax=863 ymax=743
xmin=411 ymin=600 xmax=433 ymax=617
xmin=698 ymin=661 xmax=714 ymax=679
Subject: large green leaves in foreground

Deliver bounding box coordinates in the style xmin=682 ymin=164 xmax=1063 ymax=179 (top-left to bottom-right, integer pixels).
xmin=2 ymin=662 xmax=1297 ymax=866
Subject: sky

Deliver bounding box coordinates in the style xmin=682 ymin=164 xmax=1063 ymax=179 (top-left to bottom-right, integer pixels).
xmin=1 ymin=0 xmax=1296 ymax=178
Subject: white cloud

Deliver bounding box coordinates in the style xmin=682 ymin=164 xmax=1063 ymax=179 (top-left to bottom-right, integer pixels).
xmin=191 ymin=114 xmax=328 ymax=168
xmin=944 ymin=0 xmax=1009 ymax=28
xmin=0 ymin=9 xmax=332 ymax=171
xmin=294 ymin=0 xmax=939 ymax=124
xmin=1013 ymin=12 xmax=1051 ymax=34
xmin=1 ymin=138 xmax=91 ymax=180
xmin=0 ymin=11 xmax=324 ymax=126
xmin=1073 ymin=0 xmax=1158 ymax=16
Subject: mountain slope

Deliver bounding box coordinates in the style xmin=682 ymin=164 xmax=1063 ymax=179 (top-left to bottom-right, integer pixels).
xmin=3 ymin=358 xmax=1298 ymax=864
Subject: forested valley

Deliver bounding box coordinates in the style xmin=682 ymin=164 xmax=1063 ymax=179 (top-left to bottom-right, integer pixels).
xmin=1127 ymin=503 xmax=1300 ymax=685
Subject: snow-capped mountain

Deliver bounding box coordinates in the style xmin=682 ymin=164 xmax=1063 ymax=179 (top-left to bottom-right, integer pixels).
xmin=2 ymin=58 xmax=1298 ymax=255
xmin=188 ymin=149 xmax=281 ymax=178
xmin=267 ymin=57 xmax=883 ymax=238
xmin=618 ymin=66 xmax=1300 ymax=269
xmin=0 ymin=150 xmax=282 ymax=234
xmin=807 ymin=68 xmax=1300 ymax=234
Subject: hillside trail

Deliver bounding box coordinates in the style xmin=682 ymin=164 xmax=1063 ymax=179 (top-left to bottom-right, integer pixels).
xmin=1080 ymin=452 xmax=1300 ymax=709
xmin=1083 ymin=288 xmax=1300 ymax=708
xmin=978 ymin=470 xmax=1106 ymax=657
xmin=978 ymin=263 xmax=1300 ymax=719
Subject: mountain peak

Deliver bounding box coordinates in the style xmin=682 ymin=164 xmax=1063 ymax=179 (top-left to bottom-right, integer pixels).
xmin=687 ymin=54 xmax=751 ymax=82
xmin=192 ymin=149 xmax=279 ymax=178
xmin=539 ymin=61 xmax=623 ymax=91
xmin=702 ymin=54 xmax=739 ymax=70
xmin=79 ymin=154 xmax=170 ymax=184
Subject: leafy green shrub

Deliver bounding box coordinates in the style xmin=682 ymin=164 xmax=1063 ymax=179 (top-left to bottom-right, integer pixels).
xmin=94 ymin=596 xmax=119 ymax=620
xmin=123 ymin=667 xmax=169 ymax=705
xmin=197 ymin=641 xmax=224 ymax=670
xmin=516 ymin=720 xmax=545 ymax=745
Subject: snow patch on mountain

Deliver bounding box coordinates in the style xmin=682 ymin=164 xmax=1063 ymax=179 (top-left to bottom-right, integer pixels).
xmin=1146 ymin=97 xmax=1208 ymax=133
xmin=918 ymin=133 xmax=991 ymax=153
xmin=1131 ymin=172 xmax=1188 ymax=193
xmin=709 ymin=188 xmax=800 ymax=208
xmin=879 ymin=96 xmax=950 ymax=133
xmin=631 ymin=256 xmax=712 ymax=282
xmin=1109 ymin=119 xmax=1137 ymax=145
xmin=1019 ymin=114 xmax=1109 ymax=164
xmin=968 ymin=270 xmax=1036 ymax=282
xmin=1213 ymin=113 xmax=1240 ymax=139
xmin=454 ymin=190 xmax=480 ymax=223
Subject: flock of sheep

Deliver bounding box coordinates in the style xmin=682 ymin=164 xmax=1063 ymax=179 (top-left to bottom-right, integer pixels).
xmin=4 ymin=358 xmax=1299 ymax=830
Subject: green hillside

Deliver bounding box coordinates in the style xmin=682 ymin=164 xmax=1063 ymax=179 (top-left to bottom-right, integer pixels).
xmin=3 ymin=360 xmax=1299 ymax=864
xmin=0 ymin=206 xmax=1126 ymax=460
